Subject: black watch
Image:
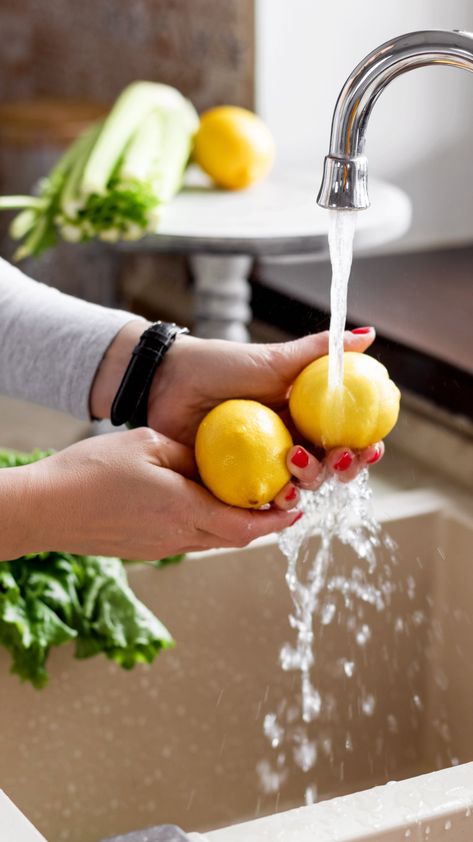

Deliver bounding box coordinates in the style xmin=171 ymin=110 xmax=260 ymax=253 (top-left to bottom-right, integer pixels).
xmin=110 ymin=321 xmax=189 ymax=428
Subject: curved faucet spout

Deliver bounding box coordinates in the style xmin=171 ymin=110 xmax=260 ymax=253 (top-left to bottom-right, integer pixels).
xmin=317 ymin=30 xmax=473 ymax=210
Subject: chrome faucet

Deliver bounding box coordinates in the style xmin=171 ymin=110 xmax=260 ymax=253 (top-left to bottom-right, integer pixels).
xmin=317 ymin=30 xmax=473 ymax=210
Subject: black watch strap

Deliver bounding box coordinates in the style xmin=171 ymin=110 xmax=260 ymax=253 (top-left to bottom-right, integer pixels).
xmin=110 ymin=321 xmax=189 ymax=428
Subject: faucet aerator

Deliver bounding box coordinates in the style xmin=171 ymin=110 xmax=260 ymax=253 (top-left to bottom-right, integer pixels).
xmin=317 ymin=155 xmax=370 ymax=211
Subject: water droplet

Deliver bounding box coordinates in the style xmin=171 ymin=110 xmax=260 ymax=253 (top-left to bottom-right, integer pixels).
xmin=293 ymin=740 xmax=317 ymax=772
xmin=407 ymin=576 xmax=416 ymax=599
xmin=361 ymin=694 xmax=376 ymax=716
xmin=302 ymin=686 xmax=322 ymax=723
xmin=305 ymin=785 xmax=317 ymax=805
xmin=356 ymin=624 xmax=371 ymax=646
xmin=263 ymin=713 xmax=284 ymax=749
xmin=256 ymin=759 xmax=287 ymax=794
xmin=321 ymin=602 xmax=336 ymax=625
xmin=387 ymin=714 xmax=399 ymax=734
xmin=279 ymin=644 xmax=302 ymax=672
xmin=343 ymin=659 xmax=355 ymax=678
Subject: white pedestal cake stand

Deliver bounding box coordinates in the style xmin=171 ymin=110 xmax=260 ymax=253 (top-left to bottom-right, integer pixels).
xmin=120 ymin=168 xmax=411 ymax=341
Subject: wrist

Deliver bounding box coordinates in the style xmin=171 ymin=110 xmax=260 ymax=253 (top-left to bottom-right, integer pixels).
xmin=110 ymin=321 xmax=190 ymax=428
xmin=89 ymin=319 xmax=150 ymax=420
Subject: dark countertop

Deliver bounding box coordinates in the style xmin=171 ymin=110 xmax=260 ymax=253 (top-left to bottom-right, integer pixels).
xmin=256 ymin=245 xmax=473 ymax=375
xmin=252 ymin=245 xmax=473 ymax=420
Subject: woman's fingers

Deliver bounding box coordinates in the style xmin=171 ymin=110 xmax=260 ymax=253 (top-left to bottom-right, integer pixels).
xmin=286 ymin=445 xmax=325 ymax=489
xmin=200 ymin=500 xmax=304 ymax=548
xmin=273 ymin=481 xmax=300 ymax=511
xmin=325 ymin=447 xmax=359 ymax=483
xmin=358 ymin=440 xmax=385 ymax=467
xmin=342 ymin=326 xmax=376 ymax=352
xmin=324 ymin=441 xmax=385 ymax=483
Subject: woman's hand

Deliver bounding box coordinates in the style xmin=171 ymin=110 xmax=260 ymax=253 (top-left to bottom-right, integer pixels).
xmin=147 ymin=328 xmax=384 ymax=497
xmin=147 ymin=329 xmax=376 ymax=446
xmin=6 ymin=428 xmax=302 ymax=562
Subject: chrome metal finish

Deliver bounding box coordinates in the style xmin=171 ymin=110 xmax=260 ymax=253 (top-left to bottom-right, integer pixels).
xmin=317 ymin=30 xmax=473 ymax=210
xmin=317 ymin=155 xmax=368 ymax=210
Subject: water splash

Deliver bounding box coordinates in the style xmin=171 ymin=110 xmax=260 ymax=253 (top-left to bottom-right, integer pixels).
xmin=260 ymin=471 xmax=392 ymax=791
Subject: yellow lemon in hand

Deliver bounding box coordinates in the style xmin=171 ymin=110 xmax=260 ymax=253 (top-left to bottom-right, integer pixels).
xmin=195 ymin=400 xmax=293 ymax=508
xmin=289 ymin=352 xmax=400 ymax=451
xmin=193 ymin=106 xmax=275 ymax=190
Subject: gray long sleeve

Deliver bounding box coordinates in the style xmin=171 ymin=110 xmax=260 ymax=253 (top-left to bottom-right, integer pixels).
xmin=0 ymin=256 xmax=139 ymax=419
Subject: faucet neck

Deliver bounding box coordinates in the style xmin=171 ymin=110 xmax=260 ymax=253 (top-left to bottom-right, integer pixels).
xmin=317 ymin=30 xmax=473 ymax=210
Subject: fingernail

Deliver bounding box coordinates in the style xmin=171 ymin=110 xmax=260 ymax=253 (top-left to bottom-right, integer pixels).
xmin=351 ymin=326 xmax=373 ymax=334
xmin=285 ymin=486 xmax=298 ymax=502
xmin=333 ymin=450 xmax=353 ymax=471
xmin=367 ymin=445 xmax=381 ymax=464
xmin=291 ymin=447 xmax=310 ymax=469
xmin=290 ymin=511 xmax=304 ymax=526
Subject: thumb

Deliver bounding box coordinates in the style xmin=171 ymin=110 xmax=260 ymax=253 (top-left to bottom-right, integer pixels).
xmin=269 ymin=327 xmax=376 ymax=380
xmin=146 ymin=429 xmax=198 ymax=479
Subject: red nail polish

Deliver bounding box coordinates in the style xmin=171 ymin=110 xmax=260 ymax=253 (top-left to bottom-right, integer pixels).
xmin=334 ymin=450 xmax=353 ymax=471
xmin=285 ymin=486 xmax=298 ymax=502
xmin=351 ymin=326 xmax=373 ymax=334
xmin=290 ymin=511 xmax=304 ymax=526
xmin=367 ymin=445 xmax=381 ymax=464
xmin=291 ymin=447 xmax=310 ymax=469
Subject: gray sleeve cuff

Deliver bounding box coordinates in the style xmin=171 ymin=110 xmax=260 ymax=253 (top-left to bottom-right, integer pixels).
xmin=0 ymin=257 xmax=144 ymax=420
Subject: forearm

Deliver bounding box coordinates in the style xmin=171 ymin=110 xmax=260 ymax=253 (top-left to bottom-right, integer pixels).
xmin=0 ymin=465 xmax=47 ymax=561
xmin=0 ymin=257 xmax=139 ymax=419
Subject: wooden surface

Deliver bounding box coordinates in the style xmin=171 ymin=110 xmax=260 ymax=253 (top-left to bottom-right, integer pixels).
xmin=0 ymin=0 xmax=254 ymax=110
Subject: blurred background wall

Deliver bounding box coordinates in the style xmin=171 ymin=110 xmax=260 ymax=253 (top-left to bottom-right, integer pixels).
xmin=0 ymin=0 xmax=254 ymax=109
xmin=256 ymin=0 xmax=473 ymax=253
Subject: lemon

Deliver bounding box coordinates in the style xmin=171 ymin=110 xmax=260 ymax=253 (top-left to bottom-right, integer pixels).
xmin=195 ymin=399 xmax=293 ymax=508
xmin=193 ymin=106 xmax=275 ymax=190
xmin=289 ymin=352 xmax=400 ymax=451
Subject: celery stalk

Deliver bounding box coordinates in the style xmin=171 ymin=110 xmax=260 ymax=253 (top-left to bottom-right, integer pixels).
xmin=60 ymin=123 xmax=103 ymax=218
xmin=151 ymin=108 xmax=194 ymax=203
xmin=0 ymin=196 xmax=44 ymax=210
xmin=9 ymin=209 xmax=37 ymax=240
xmin=120 ymin=109 xmax=163 ymax=183
xmin=81 ymin=82 xmax=198 ymax=197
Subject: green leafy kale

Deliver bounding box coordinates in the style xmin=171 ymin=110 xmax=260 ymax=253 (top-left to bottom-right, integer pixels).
xmin=0 ymin=448 xmax=178 ymax=688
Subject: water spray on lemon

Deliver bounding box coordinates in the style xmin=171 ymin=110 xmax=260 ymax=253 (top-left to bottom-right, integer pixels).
xmin=195 ymin=354 xmax=400 ymax=509
xmin=289 ymin=352 xmax=400 ymax=451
